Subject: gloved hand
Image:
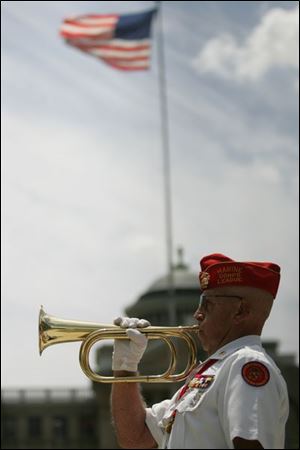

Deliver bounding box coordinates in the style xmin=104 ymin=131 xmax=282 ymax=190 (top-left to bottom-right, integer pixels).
xmin=112 ymin=317 xmax=151 ymax=372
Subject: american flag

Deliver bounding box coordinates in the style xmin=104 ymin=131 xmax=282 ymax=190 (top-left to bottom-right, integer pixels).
xmin=59 ymin=9 xmax=157 ymax=71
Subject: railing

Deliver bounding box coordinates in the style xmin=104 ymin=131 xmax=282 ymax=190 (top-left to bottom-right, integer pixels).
xmin=1 ymin=388 xmax=95 ymax=403
xmin=1 ymin=438 xmax=99 ymax=449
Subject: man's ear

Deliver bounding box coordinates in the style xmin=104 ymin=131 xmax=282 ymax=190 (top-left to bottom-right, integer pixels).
xmin=233 ymin=300 xmax=250 ymax=324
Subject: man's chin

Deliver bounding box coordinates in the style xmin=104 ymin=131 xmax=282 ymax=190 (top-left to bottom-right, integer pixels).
xmin=198 ymin=332 xmax=208 ymax=351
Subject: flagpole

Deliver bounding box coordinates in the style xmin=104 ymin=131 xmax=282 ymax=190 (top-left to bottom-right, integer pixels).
xmin=155 ymin=2 xmax=176 ymax=325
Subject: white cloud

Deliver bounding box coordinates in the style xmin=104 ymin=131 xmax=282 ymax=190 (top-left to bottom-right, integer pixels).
xmin=192 ymin=5 xmax=299 ymax=82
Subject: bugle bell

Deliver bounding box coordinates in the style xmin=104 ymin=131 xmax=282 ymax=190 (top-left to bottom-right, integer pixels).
xmin=39 ymin=306 xmax=199 ymax=383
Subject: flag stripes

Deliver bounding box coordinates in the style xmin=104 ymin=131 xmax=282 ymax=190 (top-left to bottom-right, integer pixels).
xmin=60 ymin=9 xmax=156 ymax=71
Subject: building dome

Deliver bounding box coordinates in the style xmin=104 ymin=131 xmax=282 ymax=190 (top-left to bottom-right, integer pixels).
xmin=125 ymin=248 xmax=200 ymax=325
xmin=141 ymin=247 xmax=199 ymax=297
xmin=146 ymin=265 xmax=199 ymax=293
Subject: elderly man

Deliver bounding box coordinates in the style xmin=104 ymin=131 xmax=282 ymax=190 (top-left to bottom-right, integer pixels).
xmin=111 ymin=253 xmax=289 ymax=449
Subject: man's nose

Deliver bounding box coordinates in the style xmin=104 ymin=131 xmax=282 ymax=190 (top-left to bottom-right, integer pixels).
xmin=194 ymin=309 xmax=204 ymax=321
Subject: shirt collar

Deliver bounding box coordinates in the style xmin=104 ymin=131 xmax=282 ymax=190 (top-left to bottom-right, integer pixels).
xmin=207 ymin=335 xmax=262 ymax=361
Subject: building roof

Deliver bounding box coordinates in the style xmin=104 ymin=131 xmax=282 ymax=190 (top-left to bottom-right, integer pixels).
xmin=144 ymin=248 xmax=199 ymax=294
xmin=146 ymin=265 xmax=199 ymax=293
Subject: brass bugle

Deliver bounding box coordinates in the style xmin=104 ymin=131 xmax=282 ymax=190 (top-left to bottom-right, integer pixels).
xmin=39 ymin=306 xmax=199 ymax=383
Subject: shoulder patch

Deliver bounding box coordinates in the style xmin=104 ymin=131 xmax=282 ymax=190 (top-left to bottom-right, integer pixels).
xmin=241 ymin=361 xmax=270 ymax=387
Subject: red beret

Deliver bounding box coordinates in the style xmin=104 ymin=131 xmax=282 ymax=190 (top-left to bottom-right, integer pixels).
xmin=199 ymin=253 xmax=280 ymax=298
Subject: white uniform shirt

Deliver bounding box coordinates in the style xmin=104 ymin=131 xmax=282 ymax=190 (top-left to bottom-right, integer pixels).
xmin=145 ymin=335 xmax=289 ymax=449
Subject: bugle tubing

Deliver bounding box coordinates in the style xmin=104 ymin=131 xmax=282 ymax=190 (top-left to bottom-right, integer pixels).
xmin=39 ymin=306 xmax=199 ymax=383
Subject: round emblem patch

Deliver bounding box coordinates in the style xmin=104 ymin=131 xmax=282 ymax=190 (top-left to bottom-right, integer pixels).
xmin=241 ymin=362 xmax=270 ymax=387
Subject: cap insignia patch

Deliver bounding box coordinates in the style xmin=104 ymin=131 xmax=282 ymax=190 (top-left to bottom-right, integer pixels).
xmin=199 ymin=272 xmax=210 ymax=290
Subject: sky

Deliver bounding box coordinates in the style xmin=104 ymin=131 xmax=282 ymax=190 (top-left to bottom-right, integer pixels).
xmin=2 ymin=1 xmax=299 ymax=389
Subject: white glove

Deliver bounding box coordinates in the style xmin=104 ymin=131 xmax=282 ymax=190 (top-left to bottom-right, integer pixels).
xmin=112 ymin=317 xmax=151 ymax=372
xmin=114 ymin=316 xmax=151 ymax=329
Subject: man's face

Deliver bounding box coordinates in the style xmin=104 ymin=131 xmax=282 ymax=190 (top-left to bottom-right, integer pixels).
xmin=193 ymin=291 xmax=242 ymax=355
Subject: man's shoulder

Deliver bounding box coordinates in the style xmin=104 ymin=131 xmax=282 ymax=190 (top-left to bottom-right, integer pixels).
xmin=225 ymin=344 xmax=281 ymax=375
xmin=235 ymin=344 xmax=267 ymax=360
